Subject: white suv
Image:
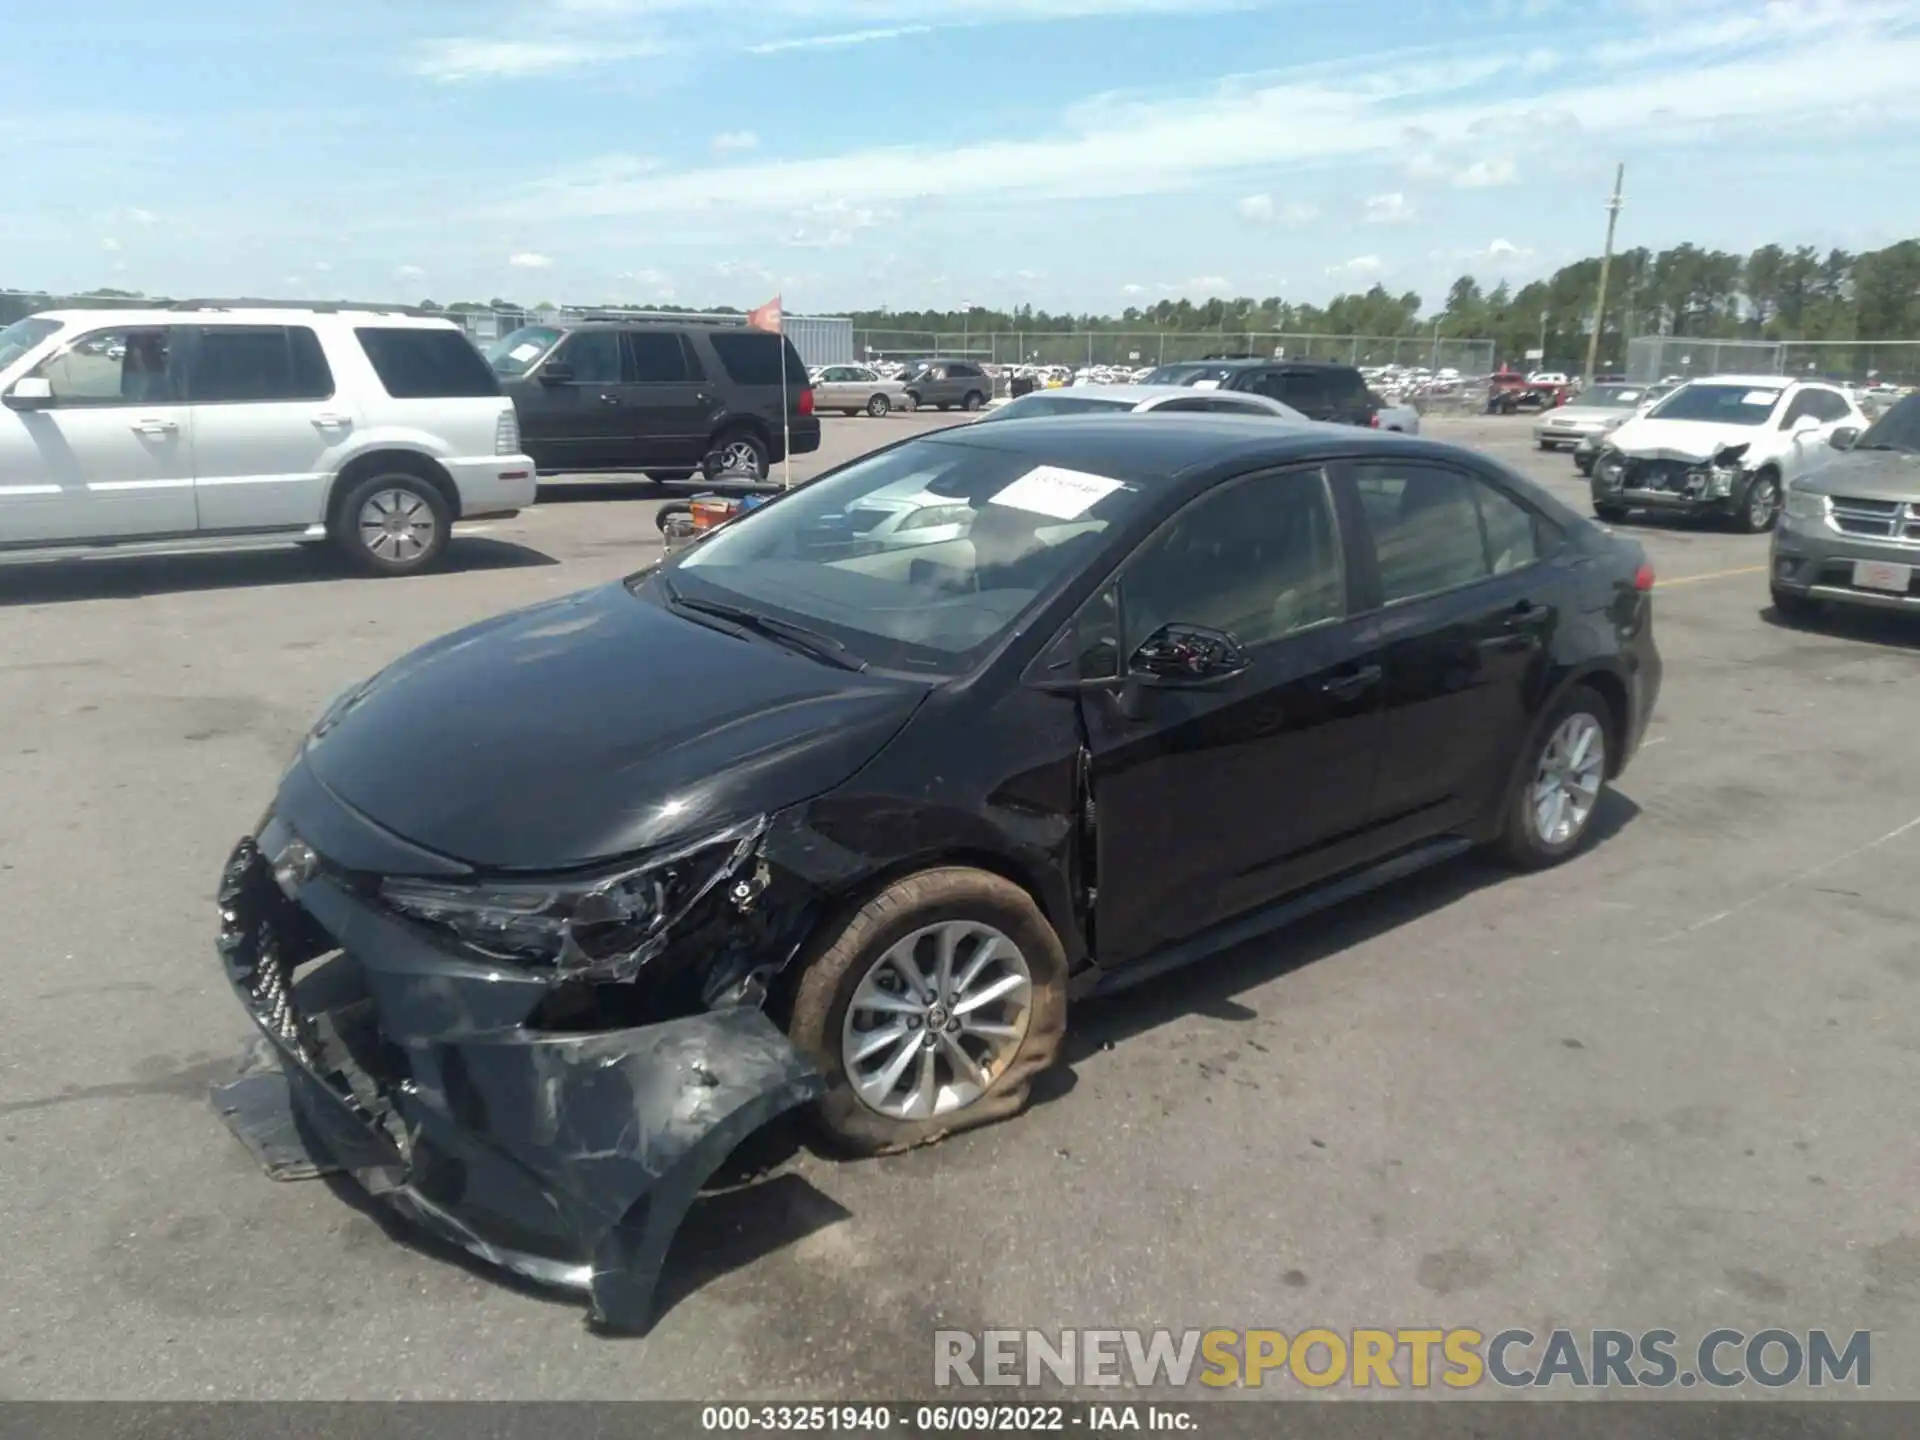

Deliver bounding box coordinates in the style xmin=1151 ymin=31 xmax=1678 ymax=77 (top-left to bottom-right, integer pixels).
xmin=0 ymin=306 xmax=536 ymax=576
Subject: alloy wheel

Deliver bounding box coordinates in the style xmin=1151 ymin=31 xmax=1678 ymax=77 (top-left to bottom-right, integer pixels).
xmin=1748 ymin=476 xmax=1779 ymax=530
xmin=357 ymin=488 xmax=436 ymax=564
xmin=840 ymin=921 xmax=1032 ymax=1120
xmin=721 ymin=440 xmax=766 ymax=477
xmin=1531 ymin=712 xmax=1606 ymax=847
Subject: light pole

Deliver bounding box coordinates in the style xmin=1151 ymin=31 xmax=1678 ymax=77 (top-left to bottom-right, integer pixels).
xmin=1584 ymin=163 xmax=1626 ymax=385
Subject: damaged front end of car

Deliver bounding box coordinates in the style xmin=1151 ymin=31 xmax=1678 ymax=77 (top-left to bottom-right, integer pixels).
xmin=1592 ymin=440 xmax=1752 ymax=514
xmin=210 ymin=788 xmax=827 ymax=1334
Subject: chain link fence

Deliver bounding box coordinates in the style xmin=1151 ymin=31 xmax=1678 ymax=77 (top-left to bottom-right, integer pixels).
xmin=1627 ymin=335 xmax=1920 ymax=386
xmin=852 ymin=330 xmax=1495 ymax=375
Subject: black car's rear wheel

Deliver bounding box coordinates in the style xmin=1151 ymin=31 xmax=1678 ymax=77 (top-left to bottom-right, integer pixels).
xmin=786 ymin=867 xmax=1067 ymax=1155
xmin=1495 ymin=685 xmax=1611 ymax=871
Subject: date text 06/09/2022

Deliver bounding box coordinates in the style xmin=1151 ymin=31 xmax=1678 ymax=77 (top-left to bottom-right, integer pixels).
xmin=700 ymin=1405 xmax=1197 ymax=1432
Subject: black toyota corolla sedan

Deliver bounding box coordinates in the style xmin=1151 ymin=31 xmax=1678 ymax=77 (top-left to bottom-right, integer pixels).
xmin=214 ymin=415 xmax=1660 ymax=1330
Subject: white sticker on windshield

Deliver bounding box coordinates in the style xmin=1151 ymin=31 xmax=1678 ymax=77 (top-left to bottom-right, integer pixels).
xmin=1192 ymin=379 xmax=1222 ymax=390
xmin=988 ymin=465 xmax=1126 ymax=520
xmin=509 ymin=342 xmax=544 ymax=362
xmin=1742 ymin=390 xmax=1781 ymax=406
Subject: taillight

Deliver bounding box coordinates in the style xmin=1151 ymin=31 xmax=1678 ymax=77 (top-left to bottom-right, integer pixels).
xmin=797 ymin=387 xmax=815 ymax=416
xmin=1369 ymin=412 xmax=1381 ymax=428
xmin=1634 ymin=562 xmax=1655 ymax=592
xmin=495 ymin=407 xmax=521 ymax=456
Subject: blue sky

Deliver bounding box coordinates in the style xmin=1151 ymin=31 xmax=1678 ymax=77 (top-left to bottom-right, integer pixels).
xmin=6 ymin=0 xmax=1918 ymax=315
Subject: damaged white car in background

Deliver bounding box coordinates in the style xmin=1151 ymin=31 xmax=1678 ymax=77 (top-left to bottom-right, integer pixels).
xmin=1587 ymin=376 xmax=1869 ymax=532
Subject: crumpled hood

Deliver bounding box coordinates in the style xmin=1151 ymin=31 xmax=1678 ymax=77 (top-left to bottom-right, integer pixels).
xmin=1607 ymin=416 xmax=1761 ymax=463
xmin=301 ymin=582 xmax=928 ymax=870
xmin=1793 ymin=449 xmax=1920 ymax=499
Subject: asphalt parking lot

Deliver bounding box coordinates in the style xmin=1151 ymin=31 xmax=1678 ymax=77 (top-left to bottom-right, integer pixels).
xmin=3 ymin=410 xmax=1917 ymax=1400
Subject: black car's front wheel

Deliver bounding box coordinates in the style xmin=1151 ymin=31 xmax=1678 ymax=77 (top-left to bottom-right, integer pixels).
xmin=1495 ymin=686 xmax=1611 ymax=871
xmin=787 ymin=868 xmax=1067 ymax=1156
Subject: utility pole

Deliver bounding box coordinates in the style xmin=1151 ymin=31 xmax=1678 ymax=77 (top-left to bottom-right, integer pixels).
xmin=1584 ymin=162 xmax=1626 ymax=385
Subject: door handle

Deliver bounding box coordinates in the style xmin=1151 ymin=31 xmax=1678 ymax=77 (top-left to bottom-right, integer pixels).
xmin=1320 ymin=663 xmax=1383 ymax=700
xmin=131 ymin=418 xmax=178 ymax=435
xmin=598 ymin=393 xmax=622 ymax=405
xmin=311 ymin=412 xmax=353 ymax=427
xmin=1503 ymin=601 xmax=1551 ymax=630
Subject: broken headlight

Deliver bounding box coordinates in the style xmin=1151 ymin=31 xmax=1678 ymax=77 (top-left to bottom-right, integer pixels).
xmin=379 ymin=816 xmax=766 ymax=983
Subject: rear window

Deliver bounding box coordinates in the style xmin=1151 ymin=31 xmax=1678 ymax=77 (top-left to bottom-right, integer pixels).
xmin=355 ymin=327 xmax=501 ymax=399
xmin=708 ymin=331 xmax=810 ymax=387
xmin=1322 ymin=367 xmax=1369 ymax=408
xmin=187 ymin=325 xmax=333 ymax=402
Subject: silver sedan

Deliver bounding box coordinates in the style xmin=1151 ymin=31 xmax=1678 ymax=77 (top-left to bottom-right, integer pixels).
xmin=812 ymin=364 xmax=911 ymax=417
xmin=974 ymin=383 xmax=1307 ymax=424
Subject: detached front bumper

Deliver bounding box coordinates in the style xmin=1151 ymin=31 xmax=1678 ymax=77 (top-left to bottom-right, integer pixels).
xmin=211 ymin=822 xmax=824 ymax=1333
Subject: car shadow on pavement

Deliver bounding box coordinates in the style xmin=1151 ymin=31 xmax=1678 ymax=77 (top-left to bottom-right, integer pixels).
xmin=1044 ymin=790 xmax=1643 ymax=1084
xmin=318 ymin=1164 xmax=850 ymax=1330
xmin=0 ymin=536 xmax=557 ymax=608
xmin=1761 ymin=602 xmax=1920 ymax=651
xmin=535 ymin=476 xmax=678 ymax=504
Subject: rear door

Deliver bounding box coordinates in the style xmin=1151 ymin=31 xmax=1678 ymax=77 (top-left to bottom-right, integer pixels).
xmin=0 ymin=323 xmax=196 ymax=542
xmin=183 ymin=323 xmax=353 ymax=531
xmin=1076 ymin=464 xmax=1389 ymax=968
xmin=1346 ymin=457 xmax=1562 ymax=845
xmin=619 ymin=330 xmax=710 ymax=469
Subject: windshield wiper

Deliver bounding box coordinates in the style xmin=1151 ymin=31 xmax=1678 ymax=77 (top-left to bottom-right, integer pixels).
xmin=662 ymin=582 xmax=867 ymax=671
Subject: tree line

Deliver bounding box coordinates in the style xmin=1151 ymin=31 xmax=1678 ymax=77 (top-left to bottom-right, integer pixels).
xmin=7 ymin=236 xmax=1917 ymax=370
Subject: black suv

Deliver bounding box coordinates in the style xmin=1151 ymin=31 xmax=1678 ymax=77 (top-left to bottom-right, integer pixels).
xmin=1142 ymin=357 xmax=1378 ymax=425
xmin=485 ymin=320 xmax=820 ymax=480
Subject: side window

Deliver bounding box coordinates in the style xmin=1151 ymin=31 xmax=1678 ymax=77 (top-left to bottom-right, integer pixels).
xmin=186 ymin=326 xmax=334 ymax=403
xmin=558 ymin=331 xmax=623 ymax=384
xmin=1120 ymin=467 xmax=1345 ymax=650
xmin=32 ymin=326 xmax=179 ymax=405
xmin=1279 ymin=371 xmax=1331 ymax=413
xmin=1474 ymin=479 xmax=1544 ymax=575
xmin=626 ymin=330 xmax=690 ymax=383
xmin=952 ymin=363 xmax=982 ymax=378
xmin=1353 ymin=463 xmax=1492 ymax=604
xmin=1780 ymin=391 xmax=1822 ymax=427
xmin=1806 ymin=389 xmax=1851 ymax=422
xmin=820 ymin=366 xmax=849 ymax=382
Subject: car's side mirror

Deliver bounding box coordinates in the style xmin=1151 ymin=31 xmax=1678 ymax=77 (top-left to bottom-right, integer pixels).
xmin=1128 ymin=624 xmax=1250 ymax=686
xmin=1829 ymin=426 xmax=1861 ymax=451
xmin=3 ymin=377 xmax=55 ymax=410
xmin=537 ymin=362 xmax=574 ymax=385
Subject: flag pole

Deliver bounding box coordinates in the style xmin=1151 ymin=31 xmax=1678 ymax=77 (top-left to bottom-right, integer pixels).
xmin=781 ymin=348 xmax=792 ymax=490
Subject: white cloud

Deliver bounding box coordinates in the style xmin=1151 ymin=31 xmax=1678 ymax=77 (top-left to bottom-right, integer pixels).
xmin=492 ymin=5 xmax=1920 ymax=223
xmin=1486 ymin=238 xmax=1527 ymax=259
xmin=1241 ymin=192 xmax=1329 ymax=228
xmin=617 ymin=267 xmax=672 ymax=286
xmin=786 ymin=228 xmax=853 ymax=248
xmin=313 ymin=261 xmax=332 ymax=273
xmin=130 ymin=208 xmax=157 ymax=226
xmin=712 ymin=130 xmax=759 ymax=152
xmin=1363 ymin=191 xmax=1415 ymax=224
xmin=509 ymin=251 xmax=555 ymax=268
xmin=1327 ymin=255 xmax=1385 ymax=281
xmin=1454 ymin=157 xmax=1519 ymax=187
xmin=1121 ymin=283 xmax=1147 ymax=295
xmin=748 ymin=24 xmax=934 ymax=53
xmin=396 ymin=264 xmax=427 ymax=279
xmin=1237 ymin=193 xmax=1274 ymax=222
xmin=100 ymin=237 xmax=121 ymax=252
xmin=1016 ymin=269 xmax=1044 ymax=281
xmin=415 ymin=37 xmax=663 ymax=82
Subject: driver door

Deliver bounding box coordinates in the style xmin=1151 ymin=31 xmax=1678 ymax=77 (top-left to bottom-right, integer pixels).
xmin=1075 ymin=464 xmax=1390 ymax=971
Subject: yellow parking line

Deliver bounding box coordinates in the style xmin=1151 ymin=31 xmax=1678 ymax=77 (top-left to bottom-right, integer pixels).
xmin=1657 ymin=564 xmax=1766 ymax=588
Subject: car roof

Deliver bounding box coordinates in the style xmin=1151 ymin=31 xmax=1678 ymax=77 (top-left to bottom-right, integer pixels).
xmin=1009 ymin=383 xmax=1281 ymax=406
xmin=1687 ymin=374 xmax=1802 ymax=387
xmin=34 ymin=307 xmax=458 ymax=330
xmin=921 ymin=411 xmax=1425 ymax=484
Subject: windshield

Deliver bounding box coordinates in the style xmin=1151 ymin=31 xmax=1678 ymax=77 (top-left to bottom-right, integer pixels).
xmin=978 ymin=394 xmax=1133 ymax=421
xmin=0 ymin=316 xmax=63 ymax=371
xmin=1854 ymin=394 xmax=1920 ymax=453
xmin=1143 ymin=363 xmax=1233 ymax=386
xmin=1584 ymin=385 xmax=1647 ymax=408
xmin=662 ymin=435 xmax=1150 ymax=673
xmin=483 ymin=325 xmax=563 ymax=378
xmin=1646 ymin=383 xmax=1783 ymax=426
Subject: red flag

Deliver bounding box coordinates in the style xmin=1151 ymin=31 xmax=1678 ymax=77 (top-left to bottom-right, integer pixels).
xmin=747 ymin=295 xmax=782 ymax=333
